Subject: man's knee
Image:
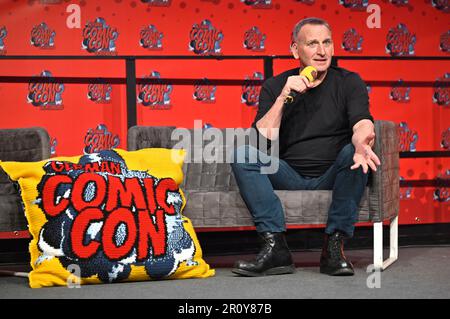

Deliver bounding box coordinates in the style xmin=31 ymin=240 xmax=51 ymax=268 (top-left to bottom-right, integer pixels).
xmin=232 ymin=144 xmax=259 ymax=165
xmin=336 ymin=144 xmax=355 ymax=167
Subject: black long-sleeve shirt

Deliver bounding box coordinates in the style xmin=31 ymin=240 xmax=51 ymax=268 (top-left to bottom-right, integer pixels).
xmin=253 ymin=66 xmax=373 ymax=177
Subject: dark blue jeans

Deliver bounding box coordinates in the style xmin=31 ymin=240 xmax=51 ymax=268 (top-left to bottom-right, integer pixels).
xmin=231 ymin=144 xmax=368 ymax=237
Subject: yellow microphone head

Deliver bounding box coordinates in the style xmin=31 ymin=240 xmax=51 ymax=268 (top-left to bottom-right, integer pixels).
xmin=284 ymin=66 xmax=318 ymax=104
xmin=300 ymin=66 xmax=318 ymax=82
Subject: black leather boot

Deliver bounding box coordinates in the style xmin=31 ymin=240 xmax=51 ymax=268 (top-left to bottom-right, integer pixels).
xmin=232 ymin=232 xmax=296 ymax=277
xmin=320 ymin=231 xmax=354 ymax=276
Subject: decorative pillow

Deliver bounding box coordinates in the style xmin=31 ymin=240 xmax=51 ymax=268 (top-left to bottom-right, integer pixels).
xmin=0 ymin=148 xmax=214 ymax=288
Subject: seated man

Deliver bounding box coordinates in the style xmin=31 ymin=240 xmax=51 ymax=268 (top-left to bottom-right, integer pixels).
xmin=230 ymin=17 xmax=380 ymax=277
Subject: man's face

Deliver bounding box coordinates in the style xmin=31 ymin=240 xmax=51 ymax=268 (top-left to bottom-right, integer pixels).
xmin=291 ymin=24 xmax=334 ymax=73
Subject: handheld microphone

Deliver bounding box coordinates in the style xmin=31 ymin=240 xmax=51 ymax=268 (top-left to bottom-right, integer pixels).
xmin=284 ymin=66 xmax=318 ymax=104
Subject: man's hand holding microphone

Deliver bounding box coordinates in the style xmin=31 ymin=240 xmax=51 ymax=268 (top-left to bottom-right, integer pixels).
xmin=281 ymin=66 xmax=318 ymax=104
xmin=256 ymin=66 xmax=319 ymax=141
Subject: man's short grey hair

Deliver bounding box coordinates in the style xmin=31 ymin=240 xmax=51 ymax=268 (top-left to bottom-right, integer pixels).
xmin=291 ymin=17 xmax=332 ymax=43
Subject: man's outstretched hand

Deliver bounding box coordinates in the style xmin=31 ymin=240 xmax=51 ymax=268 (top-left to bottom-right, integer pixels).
xmin=351 ymin=131 xmax=381 ymax=174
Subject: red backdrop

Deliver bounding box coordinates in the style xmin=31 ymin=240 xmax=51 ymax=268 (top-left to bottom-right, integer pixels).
xmin=0 ymin=0 xmax=448 ymax=226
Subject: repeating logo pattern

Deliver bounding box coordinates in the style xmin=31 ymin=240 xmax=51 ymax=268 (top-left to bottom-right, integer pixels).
xmin=441 ymin=128 xmax=450 ymax=149
xmin=27 ymin=70 xmax=64 ymax=110
xmin=137 ymin=71 xmax=173 ymax=108
xmin=390 ymin=79 xmax=411 ymax=103
xmin=140 ymin=0 xmax=172 ymax=6
xmin=84 ymin=124 xmax=120 ymax=154
xmin=87 ymin=80 xmax=112 ymax=104
xmin=0 ymin=26 xmax=7 ymax=55
xmin=31 ymin=22 xmax=56 ymax=49
xmin=398 ymin=122 xmax=418 ymax=152
xmin=139 ymin=25 xmax=163 ymax=50
xmin=433 ymin=73 xmax=449 ymax=106
xmin=242 ymin=72 xmax=263 ymax=106
xmin=189 ymin=20 xmax=223 ymax=55
xmin=339 ymin=0 xmax=368 ymax=10
xmin=431 ymin=0 xmax=449 ymax=13
xmin=390 ymin=0 xmax=409 ymax=6
xmin=243 ymin=26 xmax=266 ymax=51
xmin=386 ymin=23 xmax=416 ymax=56
xmin=399 ymin=176 xmax=412 ymax=200
xmin=82 ymin=18 xmax=119 ymax=55
xmin=342 ymin=28 xmax=363 ymax=52
xmin=50 ymin=137 xmax=58 ymax=157
xmin=241 ymin=0 xmax=272 ymax=8
xmin=0 ymin=1 xmax=449 ymax=227
xmin=433 ymin=170 xmax=449 ymax=202
xmin=440 ymin=30 xmax=449 ymax=53
xmin=193 ymin=78 xmax=216 ymax=103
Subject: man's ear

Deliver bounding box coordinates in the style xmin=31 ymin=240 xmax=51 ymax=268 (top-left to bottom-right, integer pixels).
xmin=290 ymin=42 xmax=299 ymax=60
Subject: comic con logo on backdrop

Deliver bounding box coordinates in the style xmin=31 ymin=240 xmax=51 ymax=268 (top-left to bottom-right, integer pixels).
xmin=431 ymin=0 xmax=449 ymax=13
xmin=31 ymin=22 xmax=55 ymax=49
xmin=0 ymin=26 xmax=7 ymax=55
xmin=342 ymin=28 xmax=363 ymax=53
xmin=440 ymin=30 xmax=449 ymax=53
xmin=441 ymin=128 xmax=450 ymax=149
xmin=339 ymin=0 xmax=368 ymax=10
xmin=397 ymin=122 xmax=418 ymax=152
xmin=433 ymin=73 xmax=449 ymax=106
xmin=139 ymin=25 xmax=163 ymax=50
xmin=82 ymin=18 xmax=118 ymax=55
xmin=193 ymin=78 xmax=216 ymax=103
xmin=50 ymin=137 xmax=57 ymax=157
xmin=88 ymin=79 xmax=112 ymax=104
xmin=84 ymin=124 xmax=120 ymax=154
xmin=189 ymin=20 xmax=223 ymax=55
xmin=27 ymin=70 xmax=64 ymax=110
xmin=243 ymin=26 xmax=266 ymax=51
xmin=399 ymin=177 xmax=412 ymax=200
xmin=140 ymin=0 xmax=172 ymax=6
xmin=137 ymin=71 xmax=172 ymax=109
xmin=390 ymin=0 xmax=409 ymax=6
xmin=433 ymin=170 xmax=449 ymax=202
xmin=241 ymin=0 xmax=272 ymax=8
xmin=390 ymin=79 xmax=411 ymax=103
xmin=242 ymin=72 xmax=263 ymax=107
xmin=386 ymin=23 xmax=416 ymax=56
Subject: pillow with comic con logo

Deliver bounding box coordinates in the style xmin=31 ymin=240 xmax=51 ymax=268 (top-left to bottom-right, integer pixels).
xmin=0 ymin=148 xmax=214 ymax=288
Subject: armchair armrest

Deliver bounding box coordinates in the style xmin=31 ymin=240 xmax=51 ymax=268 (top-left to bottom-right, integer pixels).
xmin=0 ymin=127 xmax=50 ymax=234
xmin=368 ymin=121 xmax=400 ymax=222
xmin=0 ymin=127 xmax=50 ymax=162
xmin=127 ymin=125 xmax=176 ymax=151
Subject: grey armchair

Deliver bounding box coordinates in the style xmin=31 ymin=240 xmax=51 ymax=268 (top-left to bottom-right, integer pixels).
xmin=128 ymin=120 xmax=400 ymax=270
xmin=0 ymin=127 xmax=51 ymax=239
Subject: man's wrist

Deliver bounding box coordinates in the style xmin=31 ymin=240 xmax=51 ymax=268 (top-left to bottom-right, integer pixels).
xmin=276 ymin=95 xmax=287 ymax=104
xmin=352 ymin=135 xmax=367 ymax=151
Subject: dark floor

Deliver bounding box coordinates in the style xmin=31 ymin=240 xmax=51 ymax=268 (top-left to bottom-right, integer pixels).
xmin=0 ymin=246 xmax=449 ymax=299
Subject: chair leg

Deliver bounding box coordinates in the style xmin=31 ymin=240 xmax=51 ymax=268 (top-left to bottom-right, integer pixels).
xmin=0 ymin=270 xmax=29 ymax=277
xmin=372 ymin=215 xmax=398 ymax=271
